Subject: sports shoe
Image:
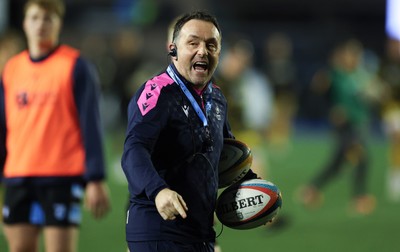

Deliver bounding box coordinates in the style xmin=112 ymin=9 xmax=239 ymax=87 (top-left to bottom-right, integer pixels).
xmin=350 ymin=194 xmax=376 ymax=215
xmin=296 ymin=185 xmax=324 ymax=209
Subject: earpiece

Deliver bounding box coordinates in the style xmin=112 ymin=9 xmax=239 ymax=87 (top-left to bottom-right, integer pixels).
xmin=168 ymin=47 xmax=177 ymax=57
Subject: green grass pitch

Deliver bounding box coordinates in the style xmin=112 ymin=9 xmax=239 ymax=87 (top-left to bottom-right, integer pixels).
xmin=1 ymin=130 xmax=399 ymax=252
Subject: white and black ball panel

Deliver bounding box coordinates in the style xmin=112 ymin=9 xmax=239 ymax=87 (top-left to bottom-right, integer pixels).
xmin=218 ymin=139 xmax=253 ymax=188
xmin=216 ymin=179 xmax=282 ymax=230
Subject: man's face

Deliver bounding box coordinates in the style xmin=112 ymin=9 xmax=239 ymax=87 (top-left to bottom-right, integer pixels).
xmin=171 ymin=19 xmax=221 ymax=88
xmin=23 ymin=4 xmax=62 ymax=47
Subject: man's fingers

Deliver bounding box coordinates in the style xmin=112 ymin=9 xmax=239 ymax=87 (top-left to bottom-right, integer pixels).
xmin=160 ymin=209 xmax=177 ymax=220
xmin=159 ymin=211 xmax=169 ymax=220
xmin=155 ymin=189 xmax=188 ymax=220
xmin=173 ymin=195 xmax=188 ymax=219
xmin=177 ymin=195 xmax=188 ymax=211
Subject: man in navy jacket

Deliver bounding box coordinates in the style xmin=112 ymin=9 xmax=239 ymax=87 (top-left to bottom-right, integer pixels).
xmin=121 ymin=11 xmax=256 ymax=252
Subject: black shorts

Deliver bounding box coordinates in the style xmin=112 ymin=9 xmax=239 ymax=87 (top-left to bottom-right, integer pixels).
xmin=127 ymin=241 xmax=215 ymax=252
xmin=2 ymin=183 xmax=84 ymax=226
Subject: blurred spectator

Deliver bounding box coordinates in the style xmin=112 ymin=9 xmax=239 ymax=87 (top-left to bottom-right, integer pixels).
xmin=215 ymin=33 xmax=274 ymax=182
xmin=110 ymin=27 xmax=144 ymax=126
xmin=112 ymin=0 xmax=159 ymax=26
xmin=262 ymin=32 xmax=299 ymax=152
xmin=303 ymin=64 xmax=333 ymax=125
xmin=79 ymin=33 xmax=115 ymax=91
xmin=379 ymin=38 xmax=400 ymax=202
xmin=297 ymin=38 xmax=380 ymax=215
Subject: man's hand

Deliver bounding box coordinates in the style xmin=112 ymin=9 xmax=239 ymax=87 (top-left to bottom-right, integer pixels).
xmin=84 ymin=181 xmax=111 ymax=219
xmin=155 ymin=188 xmax=188 ymax=220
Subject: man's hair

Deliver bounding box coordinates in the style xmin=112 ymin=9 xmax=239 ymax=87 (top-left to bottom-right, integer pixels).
xmin=171 ymin=11 xmax=221 ymax=43
xmin=24 ymin=0 xmax=65 ymax=18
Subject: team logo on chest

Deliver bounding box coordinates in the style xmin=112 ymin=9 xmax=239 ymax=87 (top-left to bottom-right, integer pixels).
xmin=182 ymin=104 xmax=189 ymax=117
xmin=215 ymin=105 xmax=222 ymax=121
xmin=16 ymin=92 xmax=29 ymax=108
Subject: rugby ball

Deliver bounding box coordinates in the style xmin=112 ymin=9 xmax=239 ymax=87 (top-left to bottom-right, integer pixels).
xmin=215 ymin=179 xmax=282 ymax=230
xmin=218 ymin=138 xmax=252 ymax=188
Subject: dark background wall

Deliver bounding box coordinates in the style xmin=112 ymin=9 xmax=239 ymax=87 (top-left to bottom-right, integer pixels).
xmin=4 ymin=0 xmax=388 ymax=124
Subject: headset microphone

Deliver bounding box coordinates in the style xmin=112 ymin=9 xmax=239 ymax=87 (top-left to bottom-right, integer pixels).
xmin=168 ymin=47 xmax=177 ymax=57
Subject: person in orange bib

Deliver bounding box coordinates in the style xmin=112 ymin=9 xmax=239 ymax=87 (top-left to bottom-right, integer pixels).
xmin=0 ymin=1 xmax=110 ymax=251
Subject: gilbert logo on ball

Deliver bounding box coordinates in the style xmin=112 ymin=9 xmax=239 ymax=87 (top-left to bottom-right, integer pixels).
xmin=216 ymin=179 xmax=282 ymax=230
xmin=218 ymin=138 xmax=252 ymax=188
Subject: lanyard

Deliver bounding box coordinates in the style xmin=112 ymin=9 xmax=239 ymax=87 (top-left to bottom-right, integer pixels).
xmin=167 ymin=65 xmax=211 ymax=127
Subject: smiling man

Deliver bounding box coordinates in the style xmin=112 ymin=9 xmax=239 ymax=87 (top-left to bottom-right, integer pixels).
xmin=121 ymin=11 xmax=256 ymax=252
xmin=168 ymin=17 xmax=220 ymax=88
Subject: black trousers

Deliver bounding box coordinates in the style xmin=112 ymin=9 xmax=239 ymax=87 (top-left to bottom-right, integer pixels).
xmin=127 ymin=240 xmax=214 ymax=252
xmin=311 ymin=123 xmax=369 ymax=197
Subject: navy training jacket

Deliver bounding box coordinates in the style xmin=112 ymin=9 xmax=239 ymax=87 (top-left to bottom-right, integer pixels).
xmin=121 ymin=64 xmax=233 ymax=243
